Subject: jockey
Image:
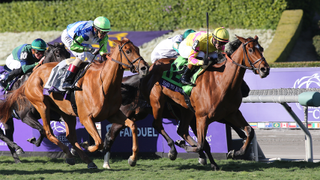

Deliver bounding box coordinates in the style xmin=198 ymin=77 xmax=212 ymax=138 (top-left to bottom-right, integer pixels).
xmin=151 ymin=29 xmax=196 ymax=63
xmin=61 ymin=16 xmax=111 ymax=89
xmin=178 ymin=27 xmax=229 ymax=85
xmin=0 ymin=38 xmax=47 ymax=89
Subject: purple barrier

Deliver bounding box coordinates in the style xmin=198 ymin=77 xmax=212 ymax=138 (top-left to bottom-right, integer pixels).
xmin=241 ymin=67 xmax=320 ymax=123
xmin=100 ymin=115 xmax=228 ymax=153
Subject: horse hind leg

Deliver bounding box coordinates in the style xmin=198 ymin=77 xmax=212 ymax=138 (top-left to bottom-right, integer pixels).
xmin=226 ymin=111 xmax=254 ymax=159
xmin=20 ymin=110 xmax=46 ymax=147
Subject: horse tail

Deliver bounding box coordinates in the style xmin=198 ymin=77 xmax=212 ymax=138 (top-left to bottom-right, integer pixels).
xmin=0 ymin=84 xmax=27 ymax=124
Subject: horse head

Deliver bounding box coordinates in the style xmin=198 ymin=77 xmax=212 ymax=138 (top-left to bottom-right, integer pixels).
xmin=110 ymin=38 xmax=149 ymax=77
xmin=44 ymin=43 xmax=70 ymax=63
xmin=235 ymin=35 xmax=270 ymax=78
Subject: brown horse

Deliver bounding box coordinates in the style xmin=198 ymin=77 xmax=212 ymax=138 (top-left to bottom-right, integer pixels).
xmin=0 ymin=38 xmax=149 ymax=169
xmin=0 ymin=42 xmax=70 ymax=163
xmin=139 ymin=35 xmax=270 ymax=170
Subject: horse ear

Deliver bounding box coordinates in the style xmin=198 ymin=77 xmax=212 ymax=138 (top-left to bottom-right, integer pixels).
xmin=47 ymin=43 xmax=53 ymax=47
xmin=254 ymin=35 xmax=259 ymax=41
xmin=123 ymin=37 xmax=129 ymax=41
xmin=235 ymin=35 xmax=246 ymax=43
xmin=112 ymin=39 xmax=121 ymax=45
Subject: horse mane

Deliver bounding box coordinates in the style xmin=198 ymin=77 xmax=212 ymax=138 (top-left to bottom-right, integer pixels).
xmin=225 ymin=38 xmax=242 ymax=57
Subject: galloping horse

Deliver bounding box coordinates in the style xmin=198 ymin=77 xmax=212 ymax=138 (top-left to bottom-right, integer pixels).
xmin=104 ymin=74 xmax=215 ymax=167
xmin=0 ymin=43 xmax=70 ymax=163
xmin=104 ymin=72 xmax=250 ymax=168
xmin=0 ymin=38 xmax=149 ymax=169
xmin=139 ymin=35 xmax=270 ymax=170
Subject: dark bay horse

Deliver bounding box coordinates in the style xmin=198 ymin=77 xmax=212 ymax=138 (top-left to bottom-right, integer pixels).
xmin=139 ymin=35 xmax=270 ymax=170
xmin=0 ymin=38 xmax=148 ymax=169
xmin=0 ymin=43 xmax=70 ymax=163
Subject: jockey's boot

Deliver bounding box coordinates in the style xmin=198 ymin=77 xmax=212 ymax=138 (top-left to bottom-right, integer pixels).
xmin=181 ymin=67 xmax=193 ymax=85
xmin=62 ymin=64 xmax=78 ymax=89
xmin=0 ymin=68 xmax=22 ymax=89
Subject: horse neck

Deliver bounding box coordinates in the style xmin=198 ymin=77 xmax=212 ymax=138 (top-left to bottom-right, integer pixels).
xmin=100 ymin=53 xmax=125 ymax=94
xmin=221 ymin=47 xmax=246 ymax=92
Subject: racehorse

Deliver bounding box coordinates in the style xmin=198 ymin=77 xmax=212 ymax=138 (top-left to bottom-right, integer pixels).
xmin=0 ymin=38 xmax=149 ymax=169
xmin=0 ymin=42 xmax=70 ymax=163
xmin=103 ymin=73 xmax=251 ymax=169
xmin=139 ymin=35 xmax=270 ymax=170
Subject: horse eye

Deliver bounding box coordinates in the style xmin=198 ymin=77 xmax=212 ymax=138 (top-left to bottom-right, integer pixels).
xmin=126 ymin=50 xmax=131 ymax=54
xmin=248 ymin=48 xmax=253 ymax=53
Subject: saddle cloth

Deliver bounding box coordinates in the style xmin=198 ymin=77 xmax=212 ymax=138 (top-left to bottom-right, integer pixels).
xmin=160 ymin=56 xmax=204 ymax=96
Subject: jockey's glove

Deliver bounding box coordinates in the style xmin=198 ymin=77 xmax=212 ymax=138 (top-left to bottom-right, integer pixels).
xmin=84 ymin=47 xmax=96 ymax=54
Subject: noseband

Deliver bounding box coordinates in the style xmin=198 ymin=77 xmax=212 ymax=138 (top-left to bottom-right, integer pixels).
xmin=228 ymin=39 xmax=266 ymax=74
xmin=110 ymin=40 xmax=144 ymax=73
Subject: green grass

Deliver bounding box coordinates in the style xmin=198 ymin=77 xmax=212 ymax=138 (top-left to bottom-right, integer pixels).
xmin=0 ymin=156 xmax=319 ymax=180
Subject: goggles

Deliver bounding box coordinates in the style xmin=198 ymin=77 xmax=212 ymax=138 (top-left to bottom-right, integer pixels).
xmin=214 ymin=38 xmax=228 ymax=46
xmin=98 ymin=30 xmax=109 ymax=36
xmin=34 ymin=50 xmax=45 ymax=55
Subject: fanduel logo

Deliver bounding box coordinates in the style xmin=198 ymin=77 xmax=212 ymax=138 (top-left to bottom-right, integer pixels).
xmin=105 ymin=124 xmax=158 ymax=137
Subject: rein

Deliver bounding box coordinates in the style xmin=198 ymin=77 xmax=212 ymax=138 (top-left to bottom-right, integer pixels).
xmin=107 ymin=40 xmax=143 ymax=73
xmin=224 ymin=39 xmax=265 ymax=74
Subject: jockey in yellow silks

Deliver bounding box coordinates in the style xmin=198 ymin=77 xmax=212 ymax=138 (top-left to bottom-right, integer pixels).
xmin=178 ymin=27 xmax=229 ymax=85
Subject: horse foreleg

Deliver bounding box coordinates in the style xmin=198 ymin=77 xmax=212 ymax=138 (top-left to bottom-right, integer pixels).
xmin=106 ymin=110 xmax=138 ymax=168
xmin=195 ymin=116 xmax=219 ymax=171
xmin=103 ymin=123 xmax=125 ymax=169
xmin=150 ymin=94 xmax=178 ymax=160
xmin=63 ymin=116 xmax=97 ymax=169
xmin=32 ymin=100 xmax=74 ymax=165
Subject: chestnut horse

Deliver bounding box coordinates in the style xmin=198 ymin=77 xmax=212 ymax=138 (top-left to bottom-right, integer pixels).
xmin=139 ymin=35 xmax=270 ymax=170
xmin=0 ymin=38 xmax=149 ymax=169
xmin=104 ymin=74 xmax=251 ymax=168
xmin=0 ymin=43 xmax=70 ymax=163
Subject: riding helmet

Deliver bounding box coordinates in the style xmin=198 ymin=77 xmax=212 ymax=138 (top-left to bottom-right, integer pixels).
xmin=93 ymin=16 xmax=111 ymax=32
xmin=182 ymin=29 xmax=196 ymax=39
xmin=212 ymin=27 xmax=229 ymax=43
xmin=31 ymin=38 xmax=47 ymax=51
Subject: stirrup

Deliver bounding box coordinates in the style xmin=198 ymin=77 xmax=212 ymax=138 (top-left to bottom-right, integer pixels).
xmin=62 ymin=82 xmax=73 ymax=89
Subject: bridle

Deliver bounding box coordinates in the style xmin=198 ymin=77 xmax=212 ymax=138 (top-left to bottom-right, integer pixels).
xmin=107 ymin=40 xmax=144 ymax=73
xmin=226 ymin=38 xmax=266 ymax=74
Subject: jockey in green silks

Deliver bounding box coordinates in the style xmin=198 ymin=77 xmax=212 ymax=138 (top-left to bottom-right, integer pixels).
xmin=0 ymin=38 xmax=47 ymax=89
xmin=61 ymin=16 xmax=111 ymax=89
xmin=178 ymin=27 xmax=229 ymax=85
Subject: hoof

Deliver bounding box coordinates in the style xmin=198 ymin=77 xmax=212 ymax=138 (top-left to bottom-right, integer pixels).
xmin=211 ymin=164 xmax=220 ymax=171
xmin=103 ymin=152 xmax=111 ymax=169
xmin=80 ymin=141 xmax=89 ymax=150
xmin=227 ymin=150 xmax=235 ymax=159
xmin=16 ymin=148 xmax=25 ymax=155
xmin=14 ymin=159 xmax=22 ymax=164
xmin=27 ymin=137 xmax=36 ymax=144
xmin=168 ymin=151 xmax=177 ymax=161
xmin=66 ymin=158 xmax=75 ymax=165
xmin=88 ymin=162 xmax=98 ymax=169
xmin=175 ymin=140 xmax=186 ymax=148
xmin=198 ymin=157 xmax=207 ymax=165
xmin=70 ymin=148 xmax=77 ymax=156
xmin=128 ymin=157 xmax=137 ymax=167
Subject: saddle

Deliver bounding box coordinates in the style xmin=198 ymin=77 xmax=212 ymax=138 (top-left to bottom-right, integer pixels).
xmin=44 ymin=59 xmax=88 ymax=95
